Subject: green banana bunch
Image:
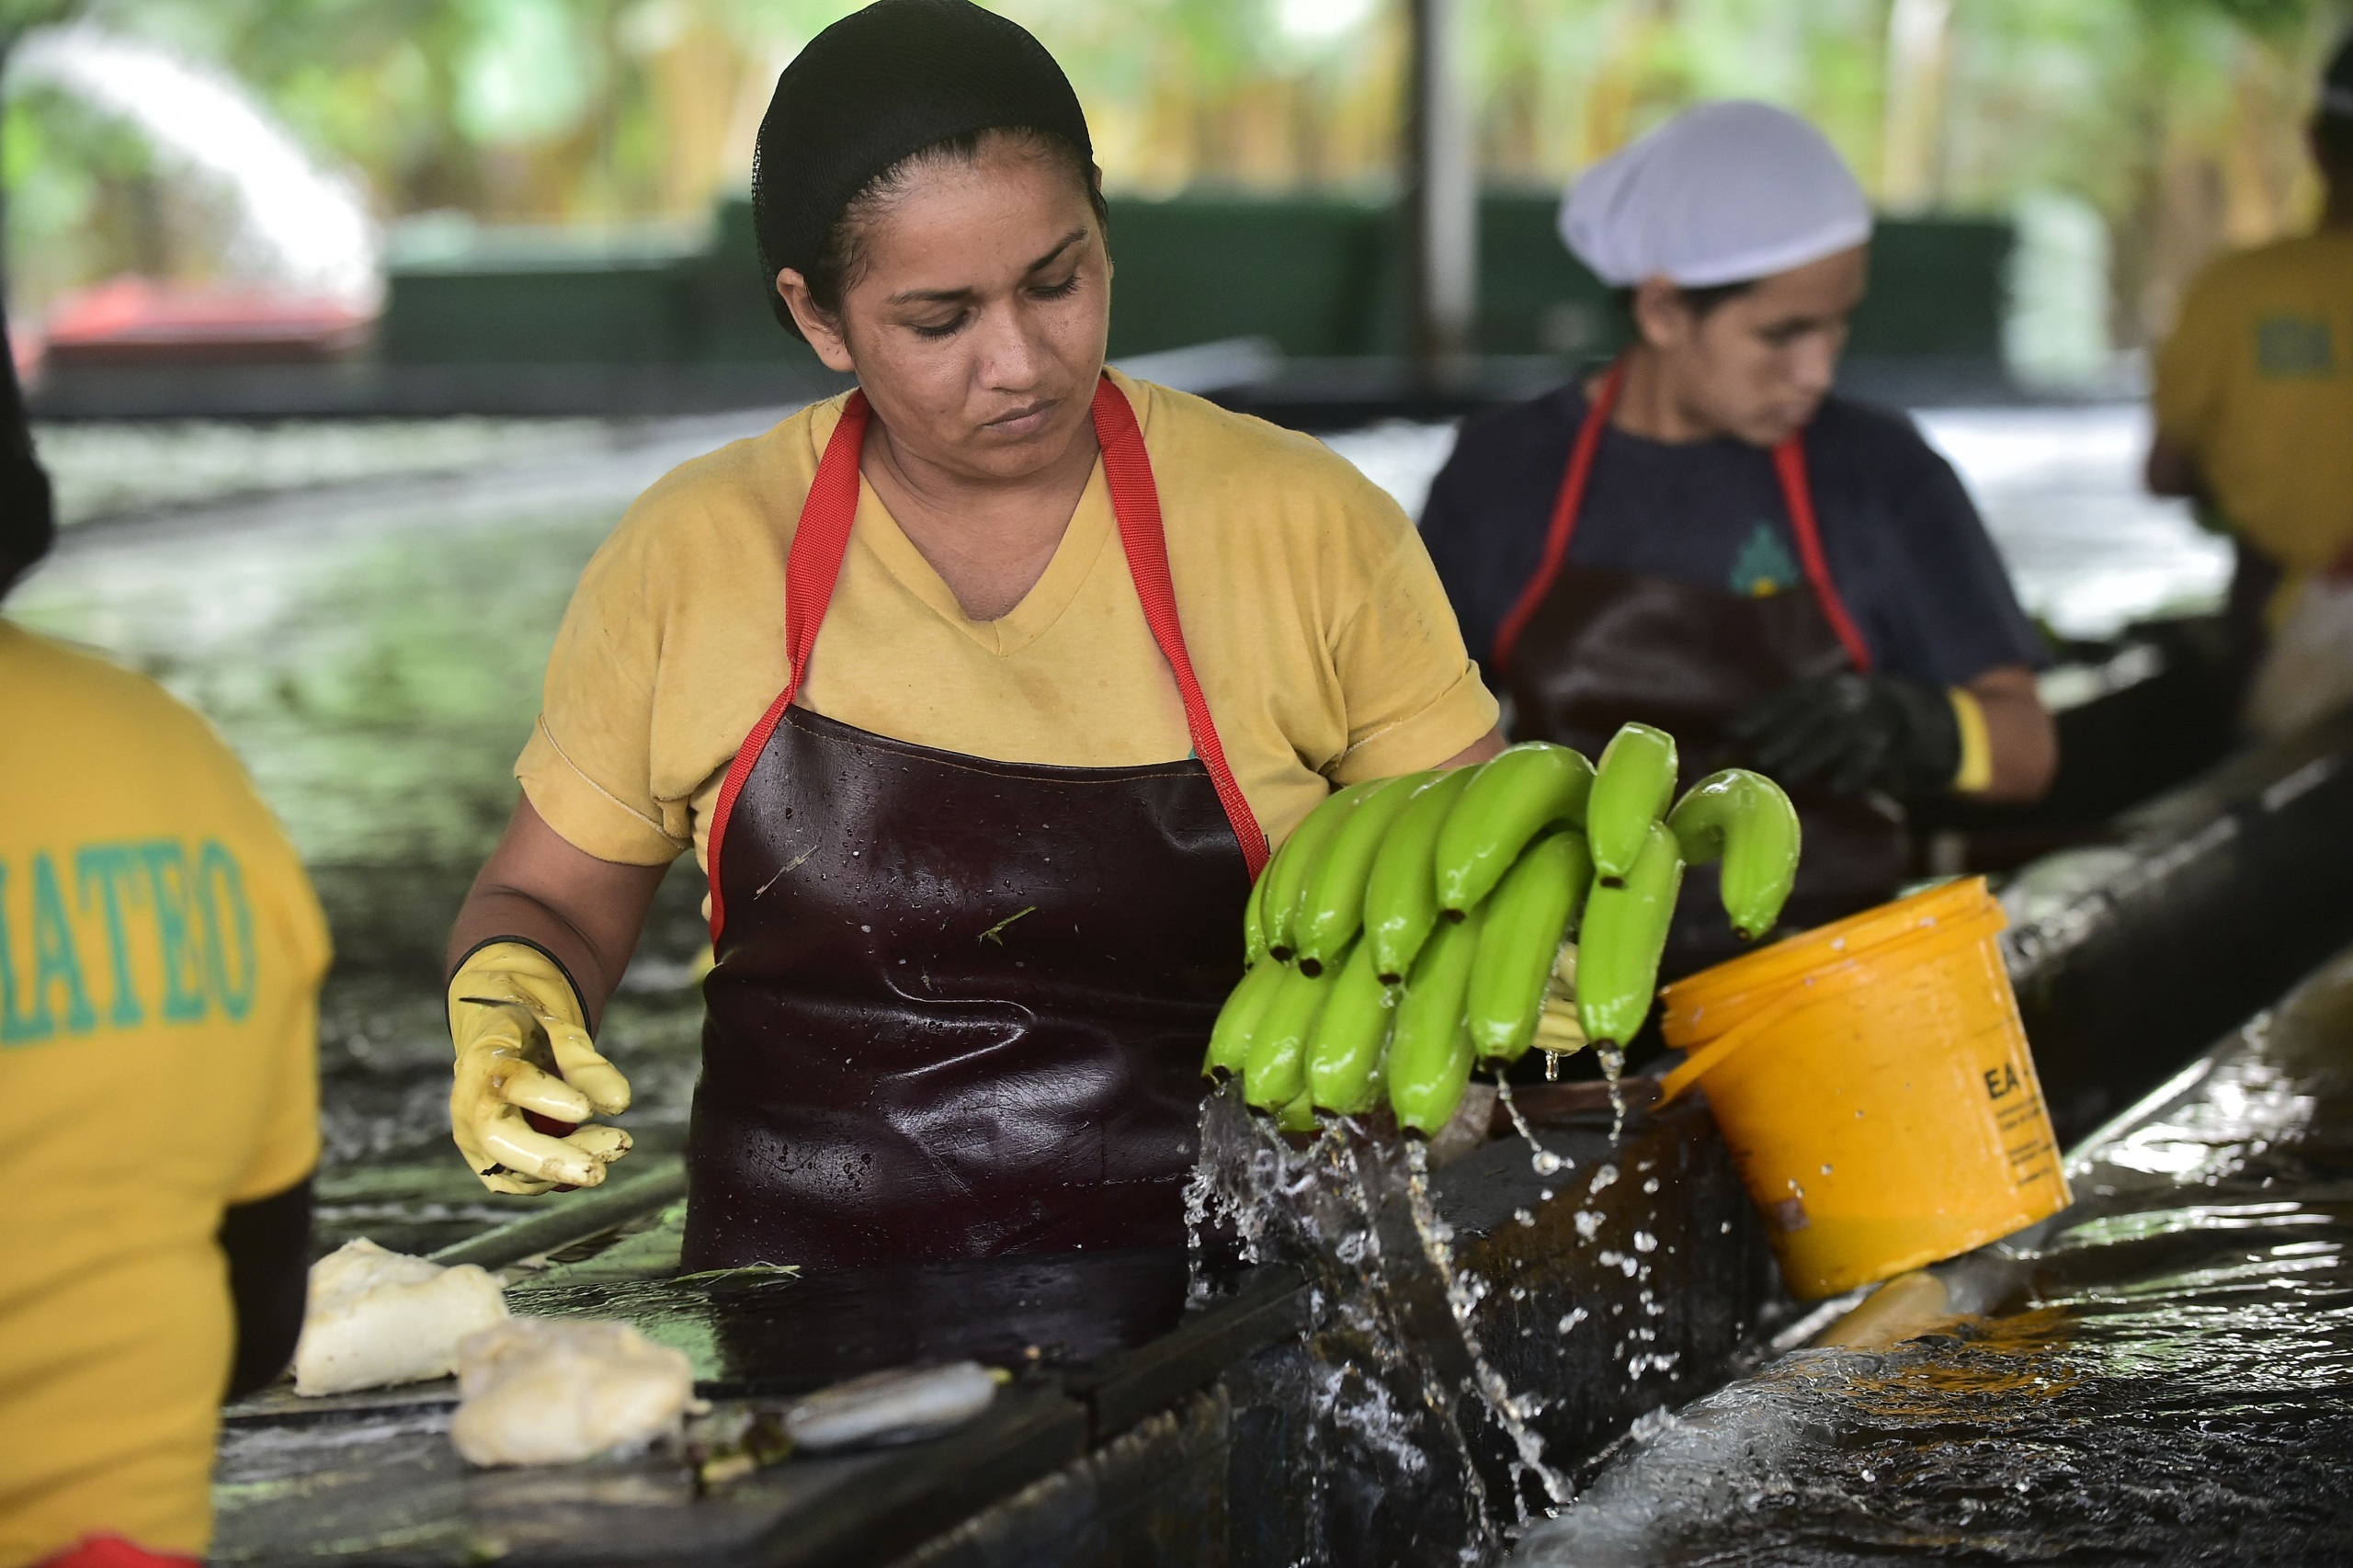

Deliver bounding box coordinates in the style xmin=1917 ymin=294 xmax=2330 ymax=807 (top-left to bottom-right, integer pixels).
xmin=1432 ymin=743 xmax=1594 ymax=915
xmin=1308 ymin=937 xmax=1397 ymax=1114
xmin=1586 ymin=723 xmax=1678 ymax=883
xmin=1666 ymin=768 xmax=1802 ymax=940
xmin=1387 ymin=903 xmax=1483 ymax=1135
xmin=1209 ymin=723 xmax=1802 ymax=1131
xmin=1363 ymin=768 xmax=1479 ymax=983
xmin=1260 ymin=781 xmax=1381 ymax=960
xmin=1242 ymin=959 xmax=1340 ymax=1110
xmin=1242 ymin=866 xmax=1274 ymax=968
xmin=1293 ymin=773 xmax=1432 ymax=973
xmin=1465 ymin=828 xmax=1591 ymax=1064
xmin=1575 ymin=820 xmax=1684 ymax=1045
xmin=1204 ymin=956 xmax=1289 ymax=1079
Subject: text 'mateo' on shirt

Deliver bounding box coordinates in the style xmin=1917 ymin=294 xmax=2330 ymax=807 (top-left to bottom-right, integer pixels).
xmin=0 ymin=622 xmax=327 ymax=1563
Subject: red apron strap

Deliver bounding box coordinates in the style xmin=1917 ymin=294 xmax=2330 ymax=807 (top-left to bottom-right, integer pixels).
xmin=707 ymin=391 xmax=870 ymax=941
xmin=1092 ymin=376 xmax=1272 ymax=880
xmin=1770 ymin=437 xmax=1874 ymax=673
xmin=710 ymin=379 xmax=1269 ymax=941
xmin=1495 ymin=356 xmax=1873 ymax=678
xmin=1493 ymin=357 xmax=1627 ymax=676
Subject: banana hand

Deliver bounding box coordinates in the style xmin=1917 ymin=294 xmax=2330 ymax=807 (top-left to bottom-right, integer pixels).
xmin=1464 ymin=828 xmax=1588 ymax=1063
xmin=1294 ymin=774 xmax=1429 ymax=971
xmin=1206 ymin=956 xmax=1289 ymax=1080
xmin=1666 ymin=768 xmax=1802 ymax=939
xmin=1586 ymin=723 xmax=1678 ymax=883
xmin=1576 ymin=822 xmax=1685 ymax=1046
xmin=1242 ymin=959 xmax=1336 ymax=1111
xmin=1364 ymin=767 xmax=1480 ymax=983
xmin=1432 ymin=742 xmax=1593 ymax=915
xmin=1388 ymin=903 xmax=1483 ymax=1135
xmin=449 ymin=941 xmax=633 ymax=1195
xmin=1261 ymin=780 xmax=1381 ymax=960
xmin=1307 ymin=937 xmax=1396 ymax=1114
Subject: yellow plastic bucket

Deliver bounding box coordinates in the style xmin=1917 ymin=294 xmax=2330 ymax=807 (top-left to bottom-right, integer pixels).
xmin=1656 ymin=877 xmax=2069 ymax=1300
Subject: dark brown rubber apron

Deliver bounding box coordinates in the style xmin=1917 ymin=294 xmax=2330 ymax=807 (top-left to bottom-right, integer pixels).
xmin=1492 ymin=359 xmax=1909 ymax=977
xmin=687 ymin=377 xmax=1267 ymax=1271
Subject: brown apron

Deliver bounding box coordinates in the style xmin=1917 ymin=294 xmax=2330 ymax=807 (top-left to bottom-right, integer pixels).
xmin=687 ymin=378 xmax=1266 ymax=1271
xmin=1493 ymin=359 xmax=1908 ymax=977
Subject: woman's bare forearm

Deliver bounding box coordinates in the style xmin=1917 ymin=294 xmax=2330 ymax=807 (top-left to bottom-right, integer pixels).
xmin=1440 ymin=726 xmax=1509 ymax=768
xmin=449 ymin=797 xmax=671 ymax=1029
xmin=1966 ymin=666 xmax=2058 ymax=804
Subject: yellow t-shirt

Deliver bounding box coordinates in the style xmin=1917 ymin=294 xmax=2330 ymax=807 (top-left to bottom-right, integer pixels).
xmin=2153 ymin=231 xmax=2353 ymax=574
xmin=0 ymin=623 xmax=328 ymax=1566
xmin=519 ymin=370 xmax=1498 ymax=870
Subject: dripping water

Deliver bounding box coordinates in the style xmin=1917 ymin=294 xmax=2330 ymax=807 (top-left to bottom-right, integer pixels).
xmin=1402 ymin=1142 xmax=1577 ymax=1515
xmin=1597 ymin=1043 xmax=1628 ymax=1141
xmin=1494 ymin=1077 xmax=1563 ymax=1176
xmin=1191 ymin=1085 xmax=1584 ymax=1554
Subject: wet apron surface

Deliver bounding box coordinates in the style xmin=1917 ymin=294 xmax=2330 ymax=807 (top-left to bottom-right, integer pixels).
xmin=1492 ymin=360 xmax=1908 ymax=977
xmin=688 ymin=378 xmax=1265 ymax=1271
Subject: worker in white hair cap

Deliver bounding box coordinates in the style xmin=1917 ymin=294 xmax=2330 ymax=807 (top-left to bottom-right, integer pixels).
xmin=1560 ymin=99 xmax=1876 ymax=297
xmin=1421 ymin=99 xmax=2057 ymax=978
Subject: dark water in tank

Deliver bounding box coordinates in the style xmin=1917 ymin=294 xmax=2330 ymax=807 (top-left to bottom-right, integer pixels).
xmin=1513 ymin=948 xmax=2353 ymax=1566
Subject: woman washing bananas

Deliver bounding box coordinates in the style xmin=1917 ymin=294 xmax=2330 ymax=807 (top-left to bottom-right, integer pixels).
xmin=438 ymin=0 xmax=1508 ymax=1270
xmin=1421 ymin=103 xmax=2057 ymax=981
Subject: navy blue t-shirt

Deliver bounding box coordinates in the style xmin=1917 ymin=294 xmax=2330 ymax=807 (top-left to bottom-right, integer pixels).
xmin=1419 ymin=385 xmax=2049 ymax=689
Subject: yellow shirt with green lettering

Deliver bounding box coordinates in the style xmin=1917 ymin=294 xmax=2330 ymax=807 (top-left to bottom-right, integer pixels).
xmin=0 ymin=623 xmax=328 ymax=1566
xmin=519 ymin=370 xmax=1498 ymax=870
xmin=2153 ymin=231 xmax=2353 ymax=574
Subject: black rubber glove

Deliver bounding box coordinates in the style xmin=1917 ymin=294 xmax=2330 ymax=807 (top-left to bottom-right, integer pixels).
xmin=1728 ymin=671 xmax=1961 ymax=798
xmin=219 ymin=1176 xmax=313 ymax=1400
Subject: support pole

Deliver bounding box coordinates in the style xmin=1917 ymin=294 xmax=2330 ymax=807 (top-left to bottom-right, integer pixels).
xmin=1404 ymin=0 xmax=1476 ymax=382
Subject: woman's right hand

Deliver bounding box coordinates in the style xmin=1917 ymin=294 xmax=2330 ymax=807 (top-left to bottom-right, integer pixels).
xmin=447 ymin=940 xmax=634 ymax=1194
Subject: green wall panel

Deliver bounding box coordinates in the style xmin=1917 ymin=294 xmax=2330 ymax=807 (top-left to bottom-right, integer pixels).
xmin=382 ymin=251 xmax=695 ymax=366
xmin=380 ymin=194 xmax=2010 ymax=369
xmin=1102 ymin=194 xmax=1391 ymax=358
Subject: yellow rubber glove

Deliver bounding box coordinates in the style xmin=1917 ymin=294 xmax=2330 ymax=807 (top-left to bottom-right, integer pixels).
xmin=448 ymin=940 xmax=634 ymax=1195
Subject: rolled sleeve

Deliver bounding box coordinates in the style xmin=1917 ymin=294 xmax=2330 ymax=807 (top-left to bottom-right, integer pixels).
xmin=517 ymin=501 xmax=697 ymax=868
xmin=517 ymin=716 xmax=685 ymax=866
xmin=1334 ymin=659 xmax=1497 ymax=780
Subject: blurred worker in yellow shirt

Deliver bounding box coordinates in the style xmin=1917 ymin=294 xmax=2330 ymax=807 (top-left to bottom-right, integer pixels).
xmin=2149 ymin=36 xmax=2353 ymax=740
xmin=0 ymin=303 xmax=328 ymax=1564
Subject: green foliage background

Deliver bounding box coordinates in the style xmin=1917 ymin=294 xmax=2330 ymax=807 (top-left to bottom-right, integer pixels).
xmin=2 ymin=0 xmax=2348 ymax=342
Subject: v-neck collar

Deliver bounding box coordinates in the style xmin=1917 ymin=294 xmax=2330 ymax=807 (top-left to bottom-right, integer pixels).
xmin=851 ymin=459 xmax=1116 ymax=658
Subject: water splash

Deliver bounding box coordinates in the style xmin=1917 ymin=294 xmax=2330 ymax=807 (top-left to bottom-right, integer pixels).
xmin=1191 ymin=1085 xmax=1580 ymax=1554
xmin=1402 ymin=1142 xmax=1576 ymax=1514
